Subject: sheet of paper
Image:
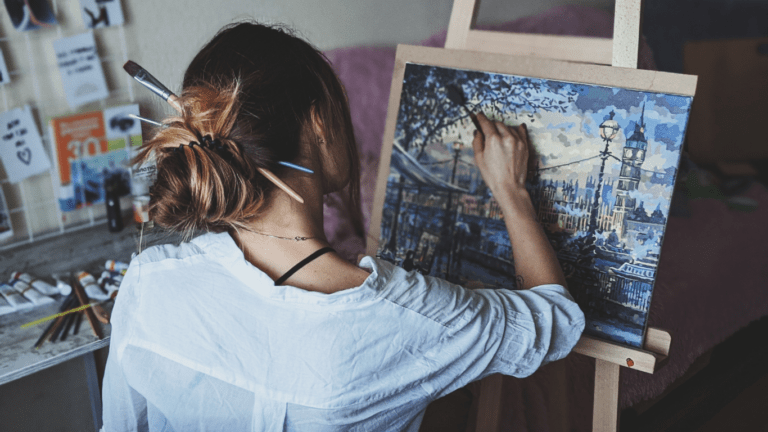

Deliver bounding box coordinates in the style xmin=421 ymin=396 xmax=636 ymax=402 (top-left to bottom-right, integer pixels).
xmin=0 ymin=106 xmax=51 ymax=183
xmin=79 ymin=0 xmax=124 ymax=28
xmin=102 ymin=104 xmax=140 ymax=140
xmin=0 ymin=49 xmax=11 ymax=85
xmin=50 ymin=105 xmax=141 ymax=212
xmin=53 ymin=31 xmax=109 ymax=108
xmin=0 ymin=185 xmax=12 ymax=241
xmin=3 ymin=0 xmax=57 ymax=32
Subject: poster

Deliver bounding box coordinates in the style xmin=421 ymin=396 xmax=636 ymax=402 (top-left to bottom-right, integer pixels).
xmin=79 ymin=0 xmax=123 ymax=28
xmin=3 ymin=0 xmax=57 ymax=31
xmin=0 ymin=106 xmax=51 ymax=183
xmin=370 ymin=46 xmax=697 ymax=348
xmin=53 ymin=32 xmax=109 ymax=108
xmin=50 ymin=104 xmax=141 ymax=211
xmin=70 ymin=150 xmax=130 ymax=207
xmin=0 ymin=49 xmax=11 ymax=85
xmin=0 ymin=186 xmax=12 ymax=241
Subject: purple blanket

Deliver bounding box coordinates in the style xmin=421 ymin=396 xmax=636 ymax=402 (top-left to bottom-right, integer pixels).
xmin=322 ymin=5 xmax=768 ymax=430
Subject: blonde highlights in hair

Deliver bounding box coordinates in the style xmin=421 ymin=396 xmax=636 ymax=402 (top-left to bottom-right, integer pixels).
xmin=134 ymin=82 xmax=271 ymax=236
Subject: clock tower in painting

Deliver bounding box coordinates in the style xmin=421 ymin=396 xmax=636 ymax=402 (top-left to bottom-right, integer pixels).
xmin=614 ymin=102 xmax=647 ymax=236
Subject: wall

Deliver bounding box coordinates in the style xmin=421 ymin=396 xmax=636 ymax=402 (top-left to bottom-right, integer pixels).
xmin=0 ymin=0 xmax=613 ymax=251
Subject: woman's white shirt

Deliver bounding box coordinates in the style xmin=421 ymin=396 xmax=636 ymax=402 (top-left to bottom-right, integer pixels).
xmin=101 ymin=232 xmax=585 ymax=432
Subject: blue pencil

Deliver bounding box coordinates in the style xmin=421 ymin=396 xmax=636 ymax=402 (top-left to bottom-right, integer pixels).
xmin=278 ymin=161 xmax=314 ymax=174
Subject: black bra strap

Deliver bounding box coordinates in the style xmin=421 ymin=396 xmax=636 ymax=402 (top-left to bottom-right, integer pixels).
xmin=275 ymin=247 xmax=335 ymax=286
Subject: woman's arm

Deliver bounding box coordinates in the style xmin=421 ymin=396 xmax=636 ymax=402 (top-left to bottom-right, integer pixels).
xmin=472 ymin=113 xmax=566 ymax=290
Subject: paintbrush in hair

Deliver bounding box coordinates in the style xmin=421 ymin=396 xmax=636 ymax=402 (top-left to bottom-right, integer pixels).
xmin=123 ymin=61 xmax=182 ymax=112
xmin=123 ymin=61 xmax=306 ymax=204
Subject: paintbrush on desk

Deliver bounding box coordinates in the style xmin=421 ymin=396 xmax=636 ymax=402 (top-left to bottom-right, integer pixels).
xmin=33 ymin=293 xmax=77 ymax=349
xmin=70 ymin=276 xmax=103 ymax=340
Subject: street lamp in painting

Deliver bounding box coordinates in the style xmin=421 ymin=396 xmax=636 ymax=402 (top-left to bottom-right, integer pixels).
xmin=444 ymin=139 xmax=465 ymax=278
xmin=586 ymin=111 xmax=620 ymax=237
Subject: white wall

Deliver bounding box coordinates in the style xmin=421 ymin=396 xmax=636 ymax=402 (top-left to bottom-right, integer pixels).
xmin=122 ymin=0 xmax=613 ymax=97
xmin=0 ymin=0 xmax=611 ymax=246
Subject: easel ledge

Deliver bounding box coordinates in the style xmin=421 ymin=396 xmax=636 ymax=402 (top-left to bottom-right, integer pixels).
xmin=575 ymin=327 xmax=671 ymax=374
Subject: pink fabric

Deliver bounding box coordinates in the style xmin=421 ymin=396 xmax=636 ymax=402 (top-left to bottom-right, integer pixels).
xmin=321 ymin=5 xmax=768 ymax=430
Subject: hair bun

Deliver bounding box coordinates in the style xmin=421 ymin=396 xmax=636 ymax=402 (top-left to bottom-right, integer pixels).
xmin=133 ymin=83 xmax=268 ymax=236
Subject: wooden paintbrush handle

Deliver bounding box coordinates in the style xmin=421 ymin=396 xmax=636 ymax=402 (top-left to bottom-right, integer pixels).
xmin=257 ymin=167 xmax=304 ymax=204
xmin=71 ymin=278 xmax=103 ymax=340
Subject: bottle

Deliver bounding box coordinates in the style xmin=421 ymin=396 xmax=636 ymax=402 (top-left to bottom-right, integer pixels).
xmin=105 ymin=178 xmax=123 ymax=233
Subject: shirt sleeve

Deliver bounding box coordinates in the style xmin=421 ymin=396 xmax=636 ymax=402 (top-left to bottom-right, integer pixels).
xmin=417 ymin=279 xmax=585 ymax=399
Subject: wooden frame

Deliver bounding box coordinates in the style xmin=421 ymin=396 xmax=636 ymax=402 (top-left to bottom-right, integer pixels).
xmin=445 ymin=0 xmax=643 ymax=68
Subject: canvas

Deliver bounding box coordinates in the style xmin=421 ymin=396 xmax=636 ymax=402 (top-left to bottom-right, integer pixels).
xmin=368 ymin=46 xmax=697 ymax=348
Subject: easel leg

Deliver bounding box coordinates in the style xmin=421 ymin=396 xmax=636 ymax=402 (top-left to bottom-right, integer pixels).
xmin=475 ymin=374 xmax=504 ymax=432
xmin=593 ymin=359 xmax=620 ymax=432
xmin=83 ymin=351 xmax=103 ymax=431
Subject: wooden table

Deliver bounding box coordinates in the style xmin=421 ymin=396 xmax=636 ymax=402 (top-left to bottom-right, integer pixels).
xmin=0 ymin=300 xmax=112 ymax=431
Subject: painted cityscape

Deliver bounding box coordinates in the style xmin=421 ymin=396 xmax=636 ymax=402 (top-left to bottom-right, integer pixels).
xmin=377 ymin=62 xmax=693 ymax=348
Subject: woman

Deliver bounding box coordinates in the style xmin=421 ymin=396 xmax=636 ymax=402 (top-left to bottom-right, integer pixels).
xmin=102 ymin=22 xmax=585 ymax=431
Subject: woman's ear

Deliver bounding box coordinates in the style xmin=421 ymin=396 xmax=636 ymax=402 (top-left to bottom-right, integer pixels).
xmin=310 ymin=106 xmax=326 ymax=145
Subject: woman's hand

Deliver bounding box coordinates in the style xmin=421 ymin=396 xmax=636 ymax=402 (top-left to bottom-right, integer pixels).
xmin=470 ymin=112 xmax=567 ymax=289
xmin=472 ymin=112 xmax=530 ymax=200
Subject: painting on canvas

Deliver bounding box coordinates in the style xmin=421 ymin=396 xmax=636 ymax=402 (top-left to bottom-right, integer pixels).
xmin=370 ymin=46 xmax=696 ymax=348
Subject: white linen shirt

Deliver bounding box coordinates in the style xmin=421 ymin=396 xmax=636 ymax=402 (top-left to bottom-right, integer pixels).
xmin=101 ymin=232 xmax=585 ymax=432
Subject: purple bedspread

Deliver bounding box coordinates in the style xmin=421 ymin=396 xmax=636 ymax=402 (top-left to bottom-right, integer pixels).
xmin=322 ymin=5 xmax=768 ymax=430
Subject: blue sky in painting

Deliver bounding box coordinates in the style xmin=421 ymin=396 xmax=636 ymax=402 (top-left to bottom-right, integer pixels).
xmin=423 ymin=72 xmax=694 ymax=218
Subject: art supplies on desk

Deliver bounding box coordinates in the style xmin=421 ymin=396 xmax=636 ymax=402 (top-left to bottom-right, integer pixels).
xmin=0 ymin=283 xmax=33 ymax=311
xmin=11 ymin=272 xmax=59 ymax=296
xmin=8 ymin=280 xmax=54 ymax=306
xmin=77 ymin=271 xmax=110 ymax=301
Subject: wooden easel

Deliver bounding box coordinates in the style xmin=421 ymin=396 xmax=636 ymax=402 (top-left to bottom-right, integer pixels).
xmin=443 ymin=1 xmax=673 ymax=431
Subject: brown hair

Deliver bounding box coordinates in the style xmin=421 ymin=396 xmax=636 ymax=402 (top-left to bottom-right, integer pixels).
xmin=134 ymin=23 xmax=363 ymax=238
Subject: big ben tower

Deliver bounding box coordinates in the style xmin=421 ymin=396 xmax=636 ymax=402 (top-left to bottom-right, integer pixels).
xmin=614 ymin=102 xmax=648 ymax=236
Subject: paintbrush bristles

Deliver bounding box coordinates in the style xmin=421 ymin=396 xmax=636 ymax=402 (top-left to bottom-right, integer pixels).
xmin=446 ymin=85 xmax=467 ymax=106
xmin=122 ymin=60 xmax=141 ymax=77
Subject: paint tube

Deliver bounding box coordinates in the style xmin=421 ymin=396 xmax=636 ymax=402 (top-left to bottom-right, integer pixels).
xmin=8 ymin=279 xmax=54 ymax=305
xmin=77 ymin=271 xmax=110 ymax=301
xmin=98 ymin=271 xmax=122 ymax=297
xmin=105 ymin=260 xmax=129 ymax=275
xmin=10 ymin=272 xmax=59 ymax=296
xmin=0 ymin=283 xmax=33 ymax=310
xmin=0 ymin=295 xmax=14 ymax=315
xmin=56 ymin=280 xmax=72 ymax=296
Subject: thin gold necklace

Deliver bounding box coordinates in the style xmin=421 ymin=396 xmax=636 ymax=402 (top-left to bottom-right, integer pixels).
xmin=249 ymin=229 xmax=315 ymax=242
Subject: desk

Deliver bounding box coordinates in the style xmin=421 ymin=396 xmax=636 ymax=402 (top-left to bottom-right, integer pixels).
xmin=0 ymin=300 xmax=112 ymax=431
